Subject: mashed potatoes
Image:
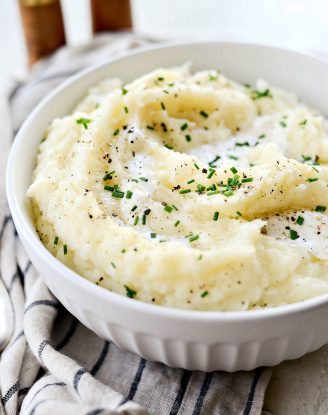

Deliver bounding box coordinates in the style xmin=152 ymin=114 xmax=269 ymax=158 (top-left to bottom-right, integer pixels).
xmin=27 ymin=65 xmax=328 ymax=311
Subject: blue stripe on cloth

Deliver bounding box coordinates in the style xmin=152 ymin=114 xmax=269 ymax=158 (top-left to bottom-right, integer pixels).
xmin=119 ymin=358 xmax=146 ymax=406
xmin=242 ymin=367 xmax=263 ymax=415
xmin=55 ymin=317 xmax=79 ymax=350
xmin=90 ymin=341 xmax=110 ymax=376
xmin=192 ymin=373 xmax=213 ymax=415
xmin=37 ymin=340 xmax=50 ymax=361
xmin=25 ymin=300 xmax=59 ymax=314
xmin=1 ymin=381 xmax=19 ymax=406
xmin=73 ymin=368 xmax=87 ymax=392
xmin=0 ymin=214 xmax=11 ymax=241
xmin=169 ymin=370 xmax=192 ymax=415
xmin=86 ymin=409 xmax=105 ymax=415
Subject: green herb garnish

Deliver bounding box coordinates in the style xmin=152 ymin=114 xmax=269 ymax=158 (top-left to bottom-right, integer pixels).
xmin=63 ymin=244 xmax=68 ymax=255
xmin=180 ymin=189 xmax=191 ymax=194
xmin=76 ymin=118 xmax=91 ymax=129
xmin=199 ymin=110 xmax=209 ymax=118
xmin=213 ymin=211 xmax=219 ymax=221
xmin=126 ymin=190 xmax=133 ymax=199
xmin=54 ymin=236 xmax=59 ymax=245
xmin=315 ymin=205 xmax=326 ymax=212
xmin=290 ymin=229 xmax=299 ymax=240
xmin=164 ymin=205 xmax=173 ymax=213
xmin=296 ymin=216 xmax=304 ymax=225
xmin=181 ymin=123 xmax=188 ymax=131
xmin=201 ymin=290 xmax=209 ymax=298
xmin=124 ymin=285 xmax=137 ymax=298
xmin=113 ymin=128 xmax=120 ymax=136
xmin=189 ymin=234 xmax=199 ymax=242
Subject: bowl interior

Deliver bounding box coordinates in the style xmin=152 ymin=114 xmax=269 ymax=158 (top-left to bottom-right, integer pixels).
xmin=6 ymin=41 xmax=328 ymax=317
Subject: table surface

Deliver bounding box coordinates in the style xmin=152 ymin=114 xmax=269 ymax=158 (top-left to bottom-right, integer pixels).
xmin=264 ymin=344 xmax=328 ymax=414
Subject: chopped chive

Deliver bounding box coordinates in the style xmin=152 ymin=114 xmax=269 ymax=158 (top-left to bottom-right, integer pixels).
xmin=124 ymin=106 xmax=129 ymax=114
xmin=299 ymin=119 xmax=307 ymax=127
xmin=164 ymin=205 xmax=173 ymax=213
xmin=168 ymin=82 xmax=175 ymax=87
xmin=185 ymin=134 xmax=192 ymax=142
xmin=172 ymin=204 xmax=178 ymax=211
xmin=76 ymin=118 xmax=91 ymax=129
xmin=146 ymin=125 xmax=154 ymax=131
xmin=54 ymin=236 xmax=59 ymax=245
xmin=296 ymin=216 xmax=304 ymax=225
xmin=151 ymin=232 xmax=156 ymax=238
xmin=302 ymin=155 xmax=312 ymax=162
xmin=174 ymin=220 xmax=181 ymax=227
xmin=236 ymin=141 xmax=250 ymax=147
xmin=199 ymin=110 xmax=208 ymax=118
xmin=163 ymin=90 xmax=169 ymax=94
xmin=224 ymin=190 xmax=233 ymax=197
xmin=187 ymin=179 xmax=195 ymax=184
xmin=122 ymin=88 xmax=128 ymax=95
xmin=312 ymin=166 xmax=319 ymax=173
xmin=251 ymin=88 xmax=272 ymax=100
xmin=229 ymin=155 xmax=238 ymax=160
xmin=208 ymin=155 xmax=221 ymax=167
xmin=280 ymin=121 xmax=287 ymax=128
xmin=201 ymin=290 xmax=209 ymax=298
xmin=208 ymin=73 xmax=218 ymax=81
xmin=236 ymin=211 xmax=242 ymax=217
xmin=196 ymin=184 xmax=205 ymax=193
xmin=194 ymin=163 xmax=200 ymax=170
xmin=230 ymin=166 xmax=238 ymax=174
xmin=139 ymin=177 xmax=148 ymax=182
xmin=157 ymin=77 xmax=164 ymax=81
xmin=213 ymin=211 xmax=219 ymax=221
xmin=112 ymin=190 xmax=125 ymax=198
xmin=126 ymin=190 xmax=133 ymax=199
xmin=242 ymin=177 xmax=253 ymax=183
xmin=307 ymin=177 xmax=318 ymax=182
xmin=207 ymin=169 xmax=216 ymax=179
xmin=160 ymin=102 xmax=165 ymax=110
xmin=315 ymin=205 xmax=326 ymax=212
xmin=111 ymin=262 xmax=116 ymax=269
xmin=207 ymin=190 xmax=219 ymax=196
xmin=189 ymin=234 xmax=199 ymax=242
xmin=131 ymin=205 xmax=137 ymax=212
xmin=258 ymin=134 xmax=266 ymax=139
xmin=131 ymin=179 xmax=138 ymax=183
xmin=124 ymin=285 xmax=137 ymax=298
xmin=142 ymin=214 xmax=146 ymax=225
xmin=104 ymin=185 xmax=114 ymax=191
xmin=63 ymin=244 xmax=68 ymax=255
xmin=290 ymin=229 xmax=299 ymax=240
xmin=164 ymin=144 xmax=173 ymax=150
xmin=181 ymin=122 xmax=188 ymax=131
xmin=134 ymin=216 xmax=139 ymax=225
xmin=113 ymin=128 xmax=120 ymax=136
xmin=206 ymin=184 xmax=216 ymax=191
xmin=180 ymin=189 xmax=191 ymax=194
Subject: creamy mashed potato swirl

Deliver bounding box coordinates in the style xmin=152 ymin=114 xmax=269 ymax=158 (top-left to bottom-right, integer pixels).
xmin=28 ymin=65 xmax=328 ymax=311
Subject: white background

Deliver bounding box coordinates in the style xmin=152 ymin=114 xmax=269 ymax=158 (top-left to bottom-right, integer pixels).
xmin=0 ymin=0 xmax=327 ymax=83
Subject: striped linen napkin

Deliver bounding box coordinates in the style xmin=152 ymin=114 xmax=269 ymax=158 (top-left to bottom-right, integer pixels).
xmin=0 ymin=33 xmax=272 ymax=415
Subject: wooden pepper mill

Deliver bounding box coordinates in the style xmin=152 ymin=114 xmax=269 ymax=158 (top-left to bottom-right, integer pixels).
xmin=19 ymin=0 xmax=66 ymax=65
xmin=91 ymin=0 xmax=132 ymax=32
xmin=19 ymin=0 xmax=132 ymax=65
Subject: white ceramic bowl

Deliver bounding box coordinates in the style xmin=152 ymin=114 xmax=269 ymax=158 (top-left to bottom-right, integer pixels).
xmin=6 ymin=41 xmax=328 ymax=372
